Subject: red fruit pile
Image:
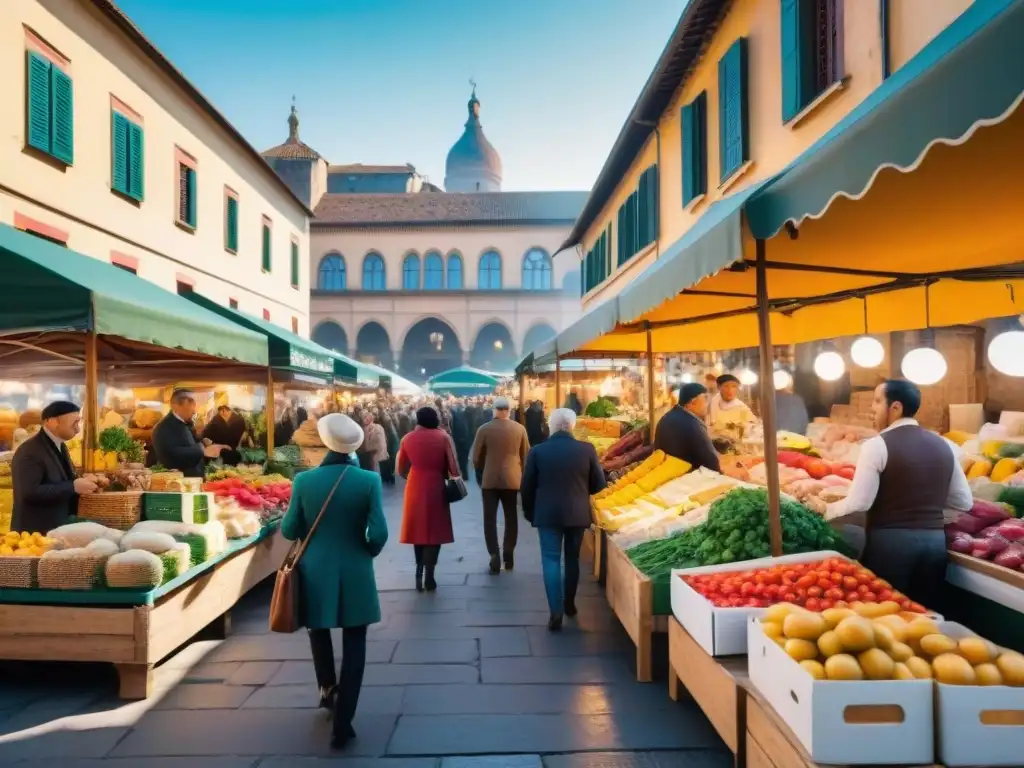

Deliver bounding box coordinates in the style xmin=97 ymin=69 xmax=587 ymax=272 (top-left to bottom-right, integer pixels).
xmin=203 ymin=477 xmax=292 ymax=512
xmin=681 ymin=557 xmax=928 ymax=613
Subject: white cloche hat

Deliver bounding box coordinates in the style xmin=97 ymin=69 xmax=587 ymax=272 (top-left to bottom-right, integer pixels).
xmin=317 ymin=413 xmax=364 ymax=454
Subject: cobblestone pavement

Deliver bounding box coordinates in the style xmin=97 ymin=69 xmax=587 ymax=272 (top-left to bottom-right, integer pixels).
xmin=0 ymin=480 xmax=730 ymax=766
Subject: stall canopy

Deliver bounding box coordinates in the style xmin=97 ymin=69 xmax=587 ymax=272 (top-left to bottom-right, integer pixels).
xmin=184 ymin=294 xmax=334 ymax=383
xmin=350 ymin=360 xmax=421 ymax=396
xmin=0 ymin=224 xmax=268 ymax=367
xmin=425 ymin=366 xmax=501 ymax=393
xmin=536 ymin=0 xmax=1024 ymax=359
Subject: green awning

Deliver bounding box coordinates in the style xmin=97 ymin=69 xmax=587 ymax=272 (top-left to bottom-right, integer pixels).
xmin=0 ymin=224 xmax=267 ymax=365
xmin=185 ymin=293 xmax=331 ymax=377
xmin=426 ymin=366 xmax=501 ymax=392
xmin=747 ymin=0 xmax=1024 ymax=238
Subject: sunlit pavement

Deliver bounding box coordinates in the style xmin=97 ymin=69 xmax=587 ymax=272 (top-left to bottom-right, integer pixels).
xmin=0 ymin=480 xmax=730 ymax=766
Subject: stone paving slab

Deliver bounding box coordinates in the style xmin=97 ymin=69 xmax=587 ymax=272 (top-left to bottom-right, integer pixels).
xmin=480 ymin=656 xmax=634 ymax=684
xmin=259 ymin=759 xmax=437 ymax=768
xmin=153 ymin=684 xmax=256 ymax=710
xmin=542 ymin=751 xmax=734 ymax=768
xmin=0 ymin=724 xmax=130 ymax=760
xmin=400 ymin=684 xmax=679 ymax=716
xmin=0 ymin=759 xmax=259 ymax=768
xmin=442 ymin=756 xmax=542 ymax=768
xmin=392 ymin=639 xmax=479 ymax=664
xmin=242 ymin=684 xmax=404 ymax=713
xmin=207 ymin=635 xmax=397 ymax=664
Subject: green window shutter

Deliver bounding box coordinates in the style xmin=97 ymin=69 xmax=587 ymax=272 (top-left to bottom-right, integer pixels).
xmin=615 ymin=205 xmax=624 ymax=266
xmin=262 ymin=225 xmax=271 ymax=271
xmin=186 ymin=168 xmax=197 ymax=227
xmin=26 ymin=52 xmax=52 ymax=154
xmin=644 ymin=166 xmax=658 ymax=246
xmin=637 ymin=173 xmax=648 ymax=250
xmin=605 ymin=225 xmax=613 ymax=278
xmin=111 ymin=112 xmax=129 ymax=195
xmin=50 ymin=68 xmax=73 ymax=164
xmin=226 ymin=197 xmax=238 ymax=251
xmin=781 ymin=0 xmax=815 ymax=121
xmin=718 ymin=38 xmax=750 ymax=182
xmin=682 ymin=93 xmax=707 ymax=205
xmin=127 ymin=122 xmax=144 ymax=200
xmin=290 ymin=241 xmax=299 ymax=287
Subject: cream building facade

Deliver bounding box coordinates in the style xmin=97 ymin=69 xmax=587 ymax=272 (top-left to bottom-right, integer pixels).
xmin=0 ymin=0 xmax=312 ymax=335
xmin=263 ymin=90 xmax=586 ymax=380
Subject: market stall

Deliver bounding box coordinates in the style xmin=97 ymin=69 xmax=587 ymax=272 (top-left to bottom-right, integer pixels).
xmin=424 ymin=365 xmax=502 ymax=396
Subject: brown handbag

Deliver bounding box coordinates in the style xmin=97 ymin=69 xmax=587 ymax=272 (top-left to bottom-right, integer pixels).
xmin=269 ymin=467 xmax=348 ymax=633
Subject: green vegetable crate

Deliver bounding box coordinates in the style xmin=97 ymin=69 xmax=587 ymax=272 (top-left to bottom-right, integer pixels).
xmin=143 ymin=492 xmax=213 ymax=525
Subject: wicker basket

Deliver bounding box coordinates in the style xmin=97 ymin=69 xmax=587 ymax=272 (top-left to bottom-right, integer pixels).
xmin=0 ymin=555 xmax=39 ymax=588
xmin=77 ymin=491 xmax=143 ymax=530
xmin=37 ymin=552 xmax=107 ymax=590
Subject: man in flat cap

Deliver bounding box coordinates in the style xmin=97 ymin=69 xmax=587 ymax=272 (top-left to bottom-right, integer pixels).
xmin=654 ymin=383 xmax=721 ymax=472
xmin=12 ymin=401 xmax=99 ymax=532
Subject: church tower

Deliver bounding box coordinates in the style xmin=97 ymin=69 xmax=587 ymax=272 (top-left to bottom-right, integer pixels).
xmin=261 ymin=101 xmax=327 ymax=209
xmin=444 ymin=85 xmax=502 ymax=193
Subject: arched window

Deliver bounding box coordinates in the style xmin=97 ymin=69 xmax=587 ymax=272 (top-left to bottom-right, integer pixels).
xmin=317 ymin=253 xmax=346 ymax=291
xmin=402 ymin=253 xmax=421 ymax=290
xmin=522 ymin=248 xmax=552 ymax=290
xmin=362 ymin=252 xmax=386 ymax=291
xmin=447 ymin=252 xmax=463 ymax=289
xmin=424 ymin=251 xmax=444 ymax=290
xmin=478 ymin=250 xmax=502 ymax=290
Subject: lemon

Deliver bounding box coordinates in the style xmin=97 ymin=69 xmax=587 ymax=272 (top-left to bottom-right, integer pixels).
xmin=0 ymin=545 xmax=14 ymax=556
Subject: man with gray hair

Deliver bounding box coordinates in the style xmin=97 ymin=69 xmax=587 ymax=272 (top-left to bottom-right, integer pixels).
xmin=521 ymin=408 xmax=606 ymax=631
xmin=153 ymin=389 xmax=227 ymax=477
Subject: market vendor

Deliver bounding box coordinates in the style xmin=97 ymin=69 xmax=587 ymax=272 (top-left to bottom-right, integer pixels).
xmin=655 ymin=383 xmax=721 ymax=472
xmin=707 ymin=374 xmax=755 ymax=436
xmin=824 ymin=379 xmax=972 ymax=611
xmin=11 ymin=401 xmax=99 ymax=532
xmin=153 ymin=389 xmax=227 ymax=477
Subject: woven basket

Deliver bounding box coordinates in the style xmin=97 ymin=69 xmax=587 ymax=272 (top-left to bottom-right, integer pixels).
xmin=77 ymin=491 xmax=143 ymax=530
xmin=0 ymin=555 xmax=39 ymax=588
xmin=37 ymin=553 xmax=107 ymax=590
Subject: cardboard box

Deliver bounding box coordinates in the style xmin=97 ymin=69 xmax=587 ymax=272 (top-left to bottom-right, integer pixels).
xmin=670 ymin=551 xmax=845 ymax=657
xmin=935 ymin=622 xmax=1024 ymax=766
xmin=746 ymin=617 xmax=934 ymax=765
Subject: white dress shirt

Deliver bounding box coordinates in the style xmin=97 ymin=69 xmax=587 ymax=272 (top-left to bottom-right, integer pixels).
xmin=825 ymin=418 xmax=973 ymax=521
xmin=42 ymin=426 xmax=65 ymax=452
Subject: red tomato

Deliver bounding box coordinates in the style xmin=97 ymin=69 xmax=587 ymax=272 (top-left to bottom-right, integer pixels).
xmin=764 ymin=572 xmax=782 ymax=585
xmin=817 ymin=578 xmax=832 ymax=591
xmin=720 ymin=584 xmax=736 ymax=596
xmin=834 ymin=600 xmax=849 ymax=608
xmin=754 ymin=573 xmax=766 ymax=585
xmin=830 ymin=572 xmax=843 ymax=585
xmin=782 ymin=591 xmax=797 ymax=603
xmin=842 ymin=576 xmax=859 ymax=591
xmin=870 ymin=579 xmax=887 ymax=592
xmin=877 ymin=589 xmax=893 ymax=601
xmin=783 ymin=570 xmax=798 ymax=582
xmin=825 ymin=588 xmax=844 ymax=601
xmin=909 ymin=602 xmax=927 ymax=614
xmin=818 ymin=598 xmax=834 ymax=610
xmin=807 ymin=586 xmax=823 ymax=598
xmin=861 ymin=591 xmax=877 ymax=603
xmin=745 ymin=598 xmax=761 ymax=607
xmin=765 ymin=584 xmax=781 ymax=599
xmin=805 ymin=597 xmax=821 ymax=612
xmin=845 ymin=591 xmax=861 ymax=603
xmin=856 ymin=572 xmax=872 ymax=585
xmin=740 ymin=582 xmax=756 ymax=596
xmin=727 ymin=597 xmax=744 ymax=607
xmin=857 ymin=584 xmax=871 ymax=596
xmin=796 ymin=575 xmax=815 ymax=589
xmin=794 ymin=587 xmax=808 ymax=601
xmin=753 ymin=583 xmax=766 ymax=597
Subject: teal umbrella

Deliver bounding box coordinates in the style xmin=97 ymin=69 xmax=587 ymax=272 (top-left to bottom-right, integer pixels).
xmin=425 ymin=366 xmax=501 ymax=394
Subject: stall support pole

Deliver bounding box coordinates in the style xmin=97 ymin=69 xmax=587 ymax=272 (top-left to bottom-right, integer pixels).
xmin=756 ymin=238 xmax=783 ymax=557
xmin=518 ymin=371 xmax=527 ymax=425
xmin=645 ymin=325 xmax=656 ymax=441
xmin=554 ymin=357 xmax=563 ymax=410
xmin=265 ymin=368 xmax=275 ymax=455
xmin=83 ymin=331 xmax=99 ymax=473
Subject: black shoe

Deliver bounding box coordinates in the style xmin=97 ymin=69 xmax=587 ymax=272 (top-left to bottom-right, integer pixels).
xmin=489 ymin=554 xmax=501 ymax=574
xmin=424 ymin=568 xmax=437 ymax=592
xmin=415 ymin=565 xmax=424 ymax=593
xmin=504 ymin=552 xmax=514 ymax=571
xmin=548 ymin=613 xmax=563 ymax=632
xmin=318 ymin=686 xmax=336 ymax=711
xmin=330 ymin=723 xmax=356 ymax=750
xmin=564 ymin=599 xmax=578 ymax=618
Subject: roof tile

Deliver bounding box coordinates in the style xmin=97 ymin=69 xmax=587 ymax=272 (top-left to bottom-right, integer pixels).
xmin=312 ymin=191 xmax=588 ymax=226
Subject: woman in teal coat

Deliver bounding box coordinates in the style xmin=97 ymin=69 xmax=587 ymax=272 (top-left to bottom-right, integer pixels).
xmin=281 ymin=412 xmax=388 ymax=751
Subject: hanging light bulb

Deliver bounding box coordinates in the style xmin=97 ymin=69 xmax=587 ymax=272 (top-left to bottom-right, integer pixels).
xmin=901 ymin=285 xmax=947 ymax=386
xmin=773 ymin=369 xmax=793 ymax=391
xmin=813 ymin=342 xmax=845 ymax=381
xmin=988 ymin=330 xmax=1024 ymax=377
xmin=738 ymin=368 xmax=758 ymax=387
xmin=851 ymin=337 xmax=884 ymax=368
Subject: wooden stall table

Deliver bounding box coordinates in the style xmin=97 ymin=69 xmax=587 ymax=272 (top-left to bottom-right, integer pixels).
xmin=605 ymin=535 xmax=668 ymax=682
xmin=0 ymin=526 xmax=289 ymax=699
xmin=945 ymin=550 xmax=1024 ymax=653
xmin=744 ymin=682 xmax=943 ymax=768
xmin=668 ymin=617 xmax=750 ymax=767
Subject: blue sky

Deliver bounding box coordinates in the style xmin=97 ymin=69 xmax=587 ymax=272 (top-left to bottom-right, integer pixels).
xmin=117 ymin=0 xmax=689 ymax=191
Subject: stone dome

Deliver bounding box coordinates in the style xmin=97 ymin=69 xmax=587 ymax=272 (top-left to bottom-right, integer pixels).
xmin=444 ymin=88 xmax=502 ymax=193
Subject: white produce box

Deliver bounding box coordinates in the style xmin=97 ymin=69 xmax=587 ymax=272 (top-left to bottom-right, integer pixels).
xmin=670 ymin=550 xmax=846 ymax=656
xmin=935 ymin=622 xmax=1024 ymax=767
xmin=747 ymin=616 xmax=934 ymax=765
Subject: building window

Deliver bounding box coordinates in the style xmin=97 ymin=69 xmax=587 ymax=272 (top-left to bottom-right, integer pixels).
xmin=447 ymin=253 xmax=463 ymax=289
xmin=114 ymin=263 xmax=136 ymax=275
xmin=718 ymin=38 xmax=750 ymax=182
xmin=318 ymin=253 xmax=346 ymax=290
xmin=261 ymin=217 xmax=272 ymax=272
xmin=176 ymin=280 xmax=193 ymax=296
xmin=224 ymin=189 xmax=238 ymax=252
xmin=478 ymin=250 xmax=502 ymax=290
xmin=424 ymin=251 xmax=444 ymax=290
xmin=681 ymin=91 xmax=707 ymax=206
xmin=176 ymin=158 xmax=197 ymax=229
xmin=25 ymin=49 xmax=74 ymax=165
xmin=402 ymin=253 xmax=421 ymax=290
xmin=781 ymin=0 xmax=844 ymax=122
xmin=111 ymin=111 xmax=144 ymax=201
xmin=522 ymin=248 xmax=552 ymax=290
xmin=229 ymin=298 xmax=238 ymax=309
xmin=362 ymin=252 xmax=386 ymax=291
xmin=584 ymin=226 xmax=611 ymax=294
xmin=290 ymin=239 xmax=300 ymax=289
xmin=111 ymin=251 xmax=138 ymax=274
xmin=616 ymin=165 xmax=658 ymax=267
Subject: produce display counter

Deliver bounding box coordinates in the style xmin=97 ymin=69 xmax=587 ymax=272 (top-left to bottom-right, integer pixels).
xmin=605 ymin=536 xmax=668 ymax=682
xmin=668 ymin=617 xmax=749 ymax=766
xmin=592 ymin=525 xmax=605 ymax=583
xmin=945 ymin=551 xmax=1024 ymax=654
xmin=581 ymin=527 xmax=595 ymax=573
xmin=0 ymin=526 xmax=289 ymax=699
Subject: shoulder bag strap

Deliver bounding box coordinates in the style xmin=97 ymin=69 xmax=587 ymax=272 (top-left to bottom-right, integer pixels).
xmin=291 ymin=465 xmax=349 ymax=566
xmin=444 ymin=433 xmax=461 ymax=479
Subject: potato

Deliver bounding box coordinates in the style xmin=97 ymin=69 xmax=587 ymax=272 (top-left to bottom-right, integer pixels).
xmin=919 ymin=634 xmax=958 ymax=658
xmin=905 ymin=656 xmax=933 ymax=679
xmin=892 ymin=662 xmax=915 ymax=680
xmin=835 ymin=616 xmax=875 ymax=653
xmin=996 ymin=651 xmax=1024 ymax=687
xmin=958 ymin=636 xmax=997 ymax=666
xmin=859 ymin=648 xmax=896 ymax=680
xmin=785 ymin=638 xmax=820 ymax=662
xmin=933 ymin=653 xmax=977 ymax=686
xmin=817 ymin=630 xmax=844 ymax=658
xmin=821 ymin=607 xmax=855 ymax=630
xmin=888 ymin=641 xmax=915 ymax=663
xmin=784 ymin=612 xmax=827 ymax=642
xmin=825 ymin=654 xmax=865 ymax=681
xmin=974 ymin=663 xmax=1003 ymax=686
xmin=800 ymin=660 xmax=826 ymax=680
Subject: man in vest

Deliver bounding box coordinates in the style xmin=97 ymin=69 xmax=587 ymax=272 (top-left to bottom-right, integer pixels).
xmin=826 ymin=379 xmax=971 ymax=612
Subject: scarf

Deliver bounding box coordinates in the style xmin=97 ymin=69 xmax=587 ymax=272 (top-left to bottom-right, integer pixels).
xmin=320 ymin=451 xmax=358 ymax=468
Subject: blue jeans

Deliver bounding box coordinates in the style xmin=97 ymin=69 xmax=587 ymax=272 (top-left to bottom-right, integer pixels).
xmin=538 ymin=526 xmax=585 ymax=616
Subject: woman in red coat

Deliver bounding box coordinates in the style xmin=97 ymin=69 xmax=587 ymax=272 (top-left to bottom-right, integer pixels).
xmin=398 ymin=406 xmax=459 ymax=592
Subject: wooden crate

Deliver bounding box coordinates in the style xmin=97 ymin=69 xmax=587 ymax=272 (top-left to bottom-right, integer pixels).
xmin=0 ymin=529 xmax=290 ymax=699
xmin=604 ymin=536 xmax=667 ymax=682
xmin=668 ymin=617 xmax=749 ymax=764
xmin=745 ymin=685 xmax=943 ymax=768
